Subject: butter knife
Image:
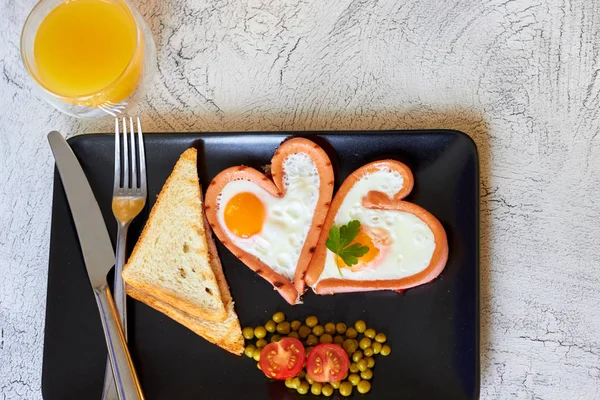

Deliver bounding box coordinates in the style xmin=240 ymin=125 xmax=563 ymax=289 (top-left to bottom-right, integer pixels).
xmin=48 ymin=131 xmax=144 ymax=400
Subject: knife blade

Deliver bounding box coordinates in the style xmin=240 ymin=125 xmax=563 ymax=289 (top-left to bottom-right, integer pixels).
xmin=48 ymin=131 xmax=144 ymax=400
xmin=48 ymin=133 xmax=114 ymax=286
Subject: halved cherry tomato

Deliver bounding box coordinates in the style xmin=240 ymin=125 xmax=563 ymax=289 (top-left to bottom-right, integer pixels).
xmin=306 ymin=344 xmax=350 ymax=383
xmin=259 ymin=338 xmax=305 ymax=380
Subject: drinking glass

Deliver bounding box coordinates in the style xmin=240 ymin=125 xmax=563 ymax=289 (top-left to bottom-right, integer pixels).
xmin=20 ymin=0 xmax=156 ymax=118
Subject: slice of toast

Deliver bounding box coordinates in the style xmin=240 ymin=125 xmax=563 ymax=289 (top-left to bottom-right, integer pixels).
xmin=123 ymin=148 xmax=227 ymax=322
xmin=125 ymin=219 xmax=244 ymax=354
xmin=131 ymin=212 xmax=244 ymax=355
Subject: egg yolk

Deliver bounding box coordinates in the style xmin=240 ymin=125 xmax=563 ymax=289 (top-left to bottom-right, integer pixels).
xmin=336 ymin=230 xmax=380 ymax=270
xmin=224 ymin=192 xmax=265 ymax=238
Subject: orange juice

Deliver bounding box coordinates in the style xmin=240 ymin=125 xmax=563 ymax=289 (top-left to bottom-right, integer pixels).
xmin=33 ymin=0 xmax=142 ymax=106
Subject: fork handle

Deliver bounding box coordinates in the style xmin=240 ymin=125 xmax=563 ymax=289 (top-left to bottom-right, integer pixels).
xmin=114 ymin=223 xmax=129 ymax=336
xmin=102 ymin=223 xmax=129 ymax=400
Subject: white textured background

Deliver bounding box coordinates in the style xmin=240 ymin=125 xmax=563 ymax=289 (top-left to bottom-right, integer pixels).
xmin=1 ymin=0 xmax=600 ymax=398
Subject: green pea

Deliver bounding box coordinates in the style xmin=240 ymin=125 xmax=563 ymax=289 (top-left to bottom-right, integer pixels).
xmin=366 ymin=356 xmax=375 ymax=368
xmin=277 ymin=321 xmax=291 ymax=334
xmin=363 ymin=347 xmax=374 ymax=357
xmin=306 ymin=346 xmax=313 ymax=356
xmin=291 ymin=377 xmax=301 ymax=389
xmin=354 ymin=320 xmax=367 ymax=333
xmin=320 ymin=334 xmax=333 ymax=344
xmin=372 ymin=342 xmax=382 ymax=354
xmin=311 ymin=382 xmax=322 ymax=395
xmin=339 ymin=382 xmax=353 ymax=396
xmin=306 ymin=334 xmax=319 ymax=346
xmin=343 ymin=339 xmax=355 ymax=353
xmin=299 ymin=325 xmax=311 ymax=339
xmin=352 ymin=350 xmax=363 ymax=363
xmin=322 ymin=384 xmax=334 ymax=397
xmin=291 ymin=320 xmax=302 ymax=331
xmin=349 ymin=362 xmax=359 ymax=373
xmin=285 ymin=377 xmax=295 ymax=389
xmin=288 ymin=331 xmax=299 ymax=339
xmin=359 ymin=337 xmax=372 ymax=350
xmin=298 ymin=370 xmax=306 ymax=379
xmin=256 ymin=339 xmax=267 ymax=348
xmin=271 ymin=334 xmax=281 ymax=343
xmin=242 ymin=327 xmax=254 ymax=340
xmin=380 ymin=344 xmax=391 ymax=356
xmin=305 ymin=316 xmax=318 ymax=328
xmin=306 ymin=374 xmax=314 ymax=385
xmin=364 ymin=328 xmax=376 ymax=339
xmin=254 ymin=326 xmax=267 ymax=339
xmin=375 ymin=332 xmax=387 ymax=343
xmin=357 ymin=380 xmax=371 ymax=394
xmin=324 ymin=322 xmax=336 ymax=335
xmin=330 ymin=381 xmax=340 ymax=389
xmin=272 ymin=311 xmax=285 ymax=323
xmin=297 ymin=381 xmax=309 ymax=395
xmin=264 ymin=320 xmax=276 ymax=333
xmin=357 ymin=359 xmax=368 ymax=372
xmin=244 ymin=344 xmax=255 ymax=358
xmin=336 ymin=322 xmax=347 ymax=334
xmin=312 ymin=325 xmax=324 ymax=336
xmin=348 ymin=373 xmax=361 ymax=386
xmin=256 ymin=362 xmax=261 ymax=371
xmin=252 ymin=347 xmax=261 ymax=361
xmin=360 ymin=368 xmax=373 ymax=380
xmin=334 ymin=335 xmax=345 ymax=345
xmin=345 ymin=327 xmax=358 ymax=339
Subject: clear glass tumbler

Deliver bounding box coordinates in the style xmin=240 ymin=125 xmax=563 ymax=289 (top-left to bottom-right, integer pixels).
xmin=20 ymin=0 xmax=156 ymax=118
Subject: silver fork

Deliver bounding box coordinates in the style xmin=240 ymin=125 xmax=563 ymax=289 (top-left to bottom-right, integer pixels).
xmin=102 ymin=117 xmax=147 ymax=400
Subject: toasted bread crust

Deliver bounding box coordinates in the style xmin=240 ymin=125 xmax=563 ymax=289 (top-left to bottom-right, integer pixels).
xmin=127 ymin=286 xmax=244 ymax=355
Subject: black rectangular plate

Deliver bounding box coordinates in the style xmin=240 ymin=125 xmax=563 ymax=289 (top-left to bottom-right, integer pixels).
xmin=43 ymin=131 xmax=479 ymax=400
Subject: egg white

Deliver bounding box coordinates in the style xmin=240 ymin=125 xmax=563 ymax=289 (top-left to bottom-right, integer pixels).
xmin=319 ymin=168 xmax=436 ymax=281
xmin=217 ymin=153 xmax=320 ymax=280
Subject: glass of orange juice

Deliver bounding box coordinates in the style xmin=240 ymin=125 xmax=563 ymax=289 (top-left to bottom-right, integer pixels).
xmin=20 ymin=0 xmax=156 ymax=118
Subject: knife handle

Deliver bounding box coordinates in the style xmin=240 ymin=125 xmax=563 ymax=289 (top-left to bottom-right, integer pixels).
xmin=94 ymin=284 xmax=144 ymax=400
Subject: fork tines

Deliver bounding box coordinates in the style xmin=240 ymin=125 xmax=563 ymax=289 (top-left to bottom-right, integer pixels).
xmin=114 ymin=117 xmax=146 ymax=196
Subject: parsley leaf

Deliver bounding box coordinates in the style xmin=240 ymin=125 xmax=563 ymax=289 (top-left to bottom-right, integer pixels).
xmin=339 ymin=220 xmax=361 ymax=248
xmin=326 ymin=220 xmax=370 ymax=271
xmin=326 ymin=226 xmax=341 ymax=253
